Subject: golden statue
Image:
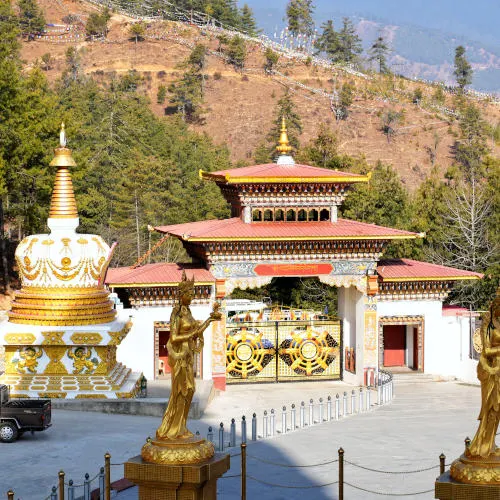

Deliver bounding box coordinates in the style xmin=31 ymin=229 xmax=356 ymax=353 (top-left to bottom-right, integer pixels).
xmin=450 ymin=288 xmax=500 ymax=484
xmin=141 ymin=271 xmax=221 ymax=464
xmin=16 ymin=347 xmax=42 ymax=374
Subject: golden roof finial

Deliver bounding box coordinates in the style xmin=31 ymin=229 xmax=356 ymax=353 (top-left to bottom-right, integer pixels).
xmin=48 ymin=123 xmax=78 ymax=219
xmin=276 ymin=116 xmax=293 ymax=156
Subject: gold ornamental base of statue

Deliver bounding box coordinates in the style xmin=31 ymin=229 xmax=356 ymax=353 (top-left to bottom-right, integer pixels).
xmin=450 ymin=453 xmax=500 ymax=485
xmin=141 ymin=436 xmax=215 ymax=465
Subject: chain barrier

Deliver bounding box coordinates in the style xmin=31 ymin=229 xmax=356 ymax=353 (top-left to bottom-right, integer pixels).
xmin=248 ymin=475 xmax=339 ymax=489
xmin=247 ymin=454 xmax=338 ymax=468
xmin=344 ymin=482 xmax=435 ymax=496
xmin=219 ymin=474 xmax=241 ymax=479
xmin=344 ymin=459 xmax=441 ymax=474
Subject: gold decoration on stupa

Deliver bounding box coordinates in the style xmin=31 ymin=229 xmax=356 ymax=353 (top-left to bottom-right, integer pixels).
xmin=276 ymin=116 xmax=293 ymax=156
xmin=48 ymin=123 xmax=78 ymax=219
xmin=0 ymin=124 xmax=140 ymax=399
xmin=9 ymin=124 xmax=116 ymax=326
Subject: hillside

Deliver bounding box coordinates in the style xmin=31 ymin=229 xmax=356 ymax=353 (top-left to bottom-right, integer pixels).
xmin=21 ymin=0 xmax=500 ymax=189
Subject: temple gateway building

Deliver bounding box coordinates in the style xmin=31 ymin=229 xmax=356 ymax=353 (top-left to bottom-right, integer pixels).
xmin=106 ymin=122 xmax=482 ymax=390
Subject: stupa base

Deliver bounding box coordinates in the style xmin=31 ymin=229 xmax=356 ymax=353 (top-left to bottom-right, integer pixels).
xmin=141 ymin=436 xmax=215 ymax=465
xmin=0 ymin=365 xmax=142 ymax=399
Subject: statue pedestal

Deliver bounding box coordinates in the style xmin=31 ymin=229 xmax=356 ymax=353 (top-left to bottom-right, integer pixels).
xmin=125 ymin=453 xmax=230 ymax=500
xmin=435 ymin=471 xmax=500 ymax=500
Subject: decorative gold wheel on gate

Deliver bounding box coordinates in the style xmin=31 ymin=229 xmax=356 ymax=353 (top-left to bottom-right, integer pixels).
xmin=226 ymin=327 xmax=275 ymax=379
xmin=279 ymin=326 xmax=339 ymax=376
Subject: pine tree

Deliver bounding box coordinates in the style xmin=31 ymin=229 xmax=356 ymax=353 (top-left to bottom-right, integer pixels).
xmin=453 ymin=45 xmax=473 ymax=92
xmin=18 ymin=0 xmax=46 ymax=35
xmin=337 ymin=18 xmax=362 ymax=64
xmin=286 ymin=0 xmax=315 ymax=36
xmin=369 ymin=35 xmax=390 ymax=74
xmin=239 ymin=4 xmax=258 ymax=36
xmin=226 ymin=36 xmax=246 ymax=71
xmin=129 ymin=21 xmax=146 ymax=43
xmin=314 ymin=20 xmax=338 ymax=60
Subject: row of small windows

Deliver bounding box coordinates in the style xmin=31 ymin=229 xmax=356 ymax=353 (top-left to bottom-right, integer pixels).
xmin=252 ymin=208 xmax=331 ymax=222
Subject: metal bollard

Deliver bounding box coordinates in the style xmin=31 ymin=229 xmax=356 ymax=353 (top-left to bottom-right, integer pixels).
xmin=241 ymin=443 xmax=247 ymax=500
xmin=319 ymin=398 xmax=324 ymax=422
xmin=241 ymin=416 xmax=247 ymax=444
xmin=270 ymin=409 xmax=276 ymax=436
xmin=327 ymin=396 xmax=332 ymax=421
xmin=300 ymin=401 xmax=305 ymax=428
xmin=291 ymin=404 xmax=296 ymax=430
xmin=58 ymin=471 xmax=65 ymax=500
xmin=50 ymin=486 xmax=57 ymax=500
xmin=343 ymin=391 xmax=347 ymax=416
xmin=104 ymin=453 xmax=111 ymax=500
xmin=7 ymin=492 xmax=14 ymax=500
xmin=366 ymin=386 xmax=371 ymax=410
xmin=84 ymin=473 xmax=90 ymax=500
xmin=377 ymin=382 xmax=382 ymax=405
xmin=359 ymin=387 xmax=364 ymax=412
xmin=263 ymin=410 xmax=269 ymax=438
xmin=219 ymin=422 xmax=225 ymax=451
xmin=281 ymin=406 xmax=287 ymax=434
xmin=251 ymin=413 xmax=257 ymax=441
xmin=439 ymin=453 xmax=446 ymax=475
xmin=99 ymin=467 xmax=104 ymax=500
xmin=68 ymin=481 xmax=74 ymax=500
xmin=230 ymin=418 xmax=236 ymax=447
xmin=335 ymin=394 xmax=340 ymax=420
xmin=338 ymin=448 xmax=344 ymax=500
xmin=309 ymin=398 xmax=314 ymax=425
xmin=351 ymin=390 xmax=356 ymax=414
xmin=207 ymin=426 xmax=214 ymax=443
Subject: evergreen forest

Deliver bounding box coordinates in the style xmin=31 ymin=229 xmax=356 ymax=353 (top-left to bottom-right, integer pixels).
xmin=0 ymin=1 xmax=498 ymax=311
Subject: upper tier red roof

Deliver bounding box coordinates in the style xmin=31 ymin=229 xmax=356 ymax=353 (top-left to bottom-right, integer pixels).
xmin=156 ymin=217 xmax=419 ymax=241
xmin=377 ymin=259 xmax=482 ymax=281
xmin=105 ymin=263 xmax=215 ymax=287
xmin=200 ymin=163 xmax=370 ymax=183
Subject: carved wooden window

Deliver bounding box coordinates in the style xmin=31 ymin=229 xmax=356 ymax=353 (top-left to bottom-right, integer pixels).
xmin=286 ymin=209 xmax=296 ymax=221
xmin=264 ymin=209 xmax=273 ymax=221
xmin=320 ymin=208 xmax=330 ymax=221
xmin=275 ymin=209 xmax=284 ymax=221
xmin=297 ymin=209 xmax=307 ymax=221
xmin=252 ymin=209 xmax=262 ymax=221
xmin=309 ymin=209 xmax=318 ymax=221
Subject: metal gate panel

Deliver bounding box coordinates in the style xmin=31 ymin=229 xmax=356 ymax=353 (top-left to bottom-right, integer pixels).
xmin=226 ymin=322 xmax=277 ymax=383
xmin=226 ymin=320 xmax=341 ymax=384
xmin=276 ymin=321 xmax=341 ymax=381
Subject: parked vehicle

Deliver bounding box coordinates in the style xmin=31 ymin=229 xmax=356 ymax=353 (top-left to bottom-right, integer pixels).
xmin=0 ymin=385 xmax=51 ymax=442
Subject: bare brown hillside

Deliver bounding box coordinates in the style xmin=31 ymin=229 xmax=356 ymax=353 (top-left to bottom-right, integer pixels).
xmin=21 ymin=0 xmax=500 ymax=190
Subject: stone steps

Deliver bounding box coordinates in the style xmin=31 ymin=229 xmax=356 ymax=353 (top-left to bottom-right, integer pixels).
xmin=391 ymin=372 xmax=453 ymax=384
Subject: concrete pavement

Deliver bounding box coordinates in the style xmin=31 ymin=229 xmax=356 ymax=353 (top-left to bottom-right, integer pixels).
xmin=0 ymin=380 xmax=482 ymax=499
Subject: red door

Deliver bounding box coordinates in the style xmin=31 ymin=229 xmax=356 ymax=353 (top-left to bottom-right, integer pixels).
xmin=383 ymin=325 xmax=406 ymax=367
xmin=158 ymin=330 xmax=171 ymax=375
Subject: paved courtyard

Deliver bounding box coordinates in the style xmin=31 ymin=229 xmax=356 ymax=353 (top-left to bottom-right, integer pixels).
xmin=0 ymin=380 xmax=482 ymax=499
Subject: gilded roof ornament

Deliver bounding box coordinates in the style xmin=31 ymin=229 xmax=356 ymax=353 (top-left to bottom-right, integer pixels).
xmin=276 ymin=116 xmax=293 ymax=156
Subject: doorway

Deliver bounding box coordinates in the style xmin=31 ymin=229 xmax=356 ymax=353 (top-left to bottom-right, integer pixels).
xmin=158 ymin=330 xmax=171 ymax=376
xmin=383 ymin=325 xmax=406 ymax=367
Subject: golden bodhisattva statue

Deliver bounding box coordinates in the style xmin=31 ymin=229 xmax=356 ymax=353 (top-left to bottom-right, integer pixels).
xmin=450 ymin=288 xmax=500 ymax=484
xmin=141 ymin=272 xmax=221 ymax=464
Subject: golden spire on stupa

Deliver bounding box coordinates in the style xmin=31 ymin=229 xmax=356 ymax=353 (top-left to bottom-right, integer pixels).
xmin=276 ymin=116 xmax=293 ymax=156
xmin=48 ymin=122 xmax=78 ymax=219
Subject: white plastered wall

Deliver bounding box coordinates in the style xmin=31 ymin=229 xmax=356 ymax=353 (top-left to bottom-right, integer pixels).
xmin=117 ymin=304 xmax=213 ymax=381
xmin=377 ymin=299 xmax=476 ymax=382
xmin=338 ymin=286 xmax=365 ymax=385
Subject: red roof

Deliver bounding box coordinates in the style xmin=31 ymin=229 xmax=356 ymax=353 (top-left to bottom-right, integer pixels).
xmin=377 ymin=259 xmax=482 ymax=281
xmin=200 ymin=163 xmax=369 ymax=183
xmin=105 ymin=263 xmax=215 ymax=287
xmin=155 ymin=218 xmax=419 ymax=241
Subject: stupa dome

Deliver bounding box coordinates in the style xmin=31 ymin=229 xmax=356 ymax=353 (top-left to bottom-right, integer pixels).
xmin=9 ymin=124 xmax=116 ymax=326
